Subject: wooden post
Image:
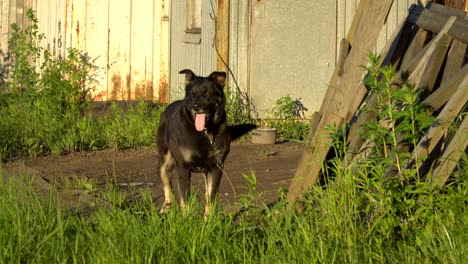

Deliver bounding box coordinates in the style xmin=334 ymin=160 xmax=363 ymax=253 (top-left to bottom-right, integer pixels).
xmin=216 ymin=0 xmax=230 ymax=74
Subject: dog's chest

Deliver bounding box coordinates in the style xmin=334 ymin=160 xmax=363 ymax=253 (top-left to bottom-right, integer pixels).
xmin=175 ymin=134 xmax=216 ymax=162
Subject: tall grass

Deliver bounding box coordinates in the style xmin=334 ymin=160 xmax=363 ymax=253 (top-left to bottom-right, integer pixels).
xmin=1 ymin=161 xmax=467 ymax=263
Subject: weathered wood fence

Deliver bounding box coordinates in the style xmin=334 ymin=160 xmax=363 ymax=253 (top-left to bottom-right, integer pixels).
xmin=288 ymin=1 xmax=467 ymax=204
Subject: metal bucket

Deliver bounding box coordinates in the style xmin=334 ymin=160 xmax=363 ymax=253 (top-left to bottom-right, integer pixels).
xmin=251 ymin=128 xmax=278 ymax=144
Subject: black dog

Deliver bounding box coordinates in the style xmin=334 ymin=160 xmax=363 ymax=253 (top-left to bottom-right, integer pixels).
xmin=157 ymin=69 xmax=254 ymax=216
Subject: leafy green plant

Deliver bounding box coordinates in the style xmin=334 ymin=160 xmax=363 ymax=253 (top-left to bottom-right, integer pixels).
xmin=269 ymin=95 xmax=309 ymax=141
xmin=101 ymin=101 xmax=161 ymax=150
xmin=6 ymin=9 xmax=43 ymax=95
xmin=323 ymin=53 xmax=444 ymax=246
xmin=0 ymin=10 xmax=163 ymax=159
xmin=360 ymin=54 xmax=434 ymax=178
xmin=225 ymin=87 xmax=256 ymax=125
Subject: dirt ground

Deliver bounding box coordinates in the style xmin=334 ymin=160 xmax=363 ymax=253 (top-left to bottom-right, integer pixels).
xmin=3 ymin=141 xmax=303 ymax=212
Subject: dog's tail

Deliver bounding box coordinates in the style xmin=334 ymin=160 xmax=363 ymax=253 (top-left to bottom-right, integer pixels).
xmin=229 ymin=124 xmax=257 ymax=141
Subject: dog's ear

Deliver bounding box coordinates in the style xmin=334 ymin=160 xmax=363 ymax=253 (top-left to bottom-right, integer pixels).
xmin=179 ymin=69 xmax=197 ymax=84
xmin=208 ymin=71 xmax=227 ymax=88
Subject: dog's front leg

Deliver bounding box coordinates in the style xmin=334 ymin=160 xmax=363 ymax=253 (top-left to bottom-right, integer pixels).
xmin=176 ymin=168 xmax=191 ymax=214
xmin=159 ymin=152 xmax=175 ymax=214
xmin=204 ymin=168 xmax=222 ymax=217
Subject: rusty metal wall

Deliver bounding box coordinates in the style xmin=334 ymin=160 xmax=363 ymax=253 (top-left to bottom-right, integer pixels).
xmin=169 ymin=0 xmax=217 ymax=102
xmin=0 ymin=0 xmax=170 ymax=102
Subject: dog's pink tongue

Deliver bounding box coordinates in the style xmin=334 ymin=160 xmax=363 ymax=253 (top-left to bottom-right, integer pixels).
xmin=195 ymin=113 xmax=206 ymax=131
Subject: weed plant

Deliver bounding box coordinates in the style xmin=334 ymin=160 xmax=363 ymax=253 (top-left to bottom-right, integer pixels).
xmin=0 ymin=10 xmax=162 ymax=159
xmin=269 ymin=95 xmax=310 ymax=141
xmin=225 ymin=87 xmax=256 ymax=125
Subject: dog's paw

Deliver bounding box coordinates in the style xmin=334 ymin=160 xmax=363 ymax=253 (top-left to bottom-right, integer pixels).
xmin=159 ymin=202 xmax=171 ymax=214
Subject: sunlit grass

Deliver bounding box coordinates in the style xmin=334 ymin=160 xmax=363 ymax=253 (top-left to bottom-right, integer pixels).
xmin=1 ymin=162 xmax=466 ymax=263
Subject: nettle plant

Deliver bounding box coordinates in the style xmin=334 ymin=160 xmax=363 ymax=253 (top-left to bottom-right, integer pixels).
xmin=359 ymin=54 xmax=434 ymax=179
xmin=0 ymin=9 xmax=101 ymax=157
xmin=225 ymin=87 xmax=257 ymax=125
xmin=5 ymin=8 xmax=99 ymax=110
xmin=339 ymin=54 xmax=438 ymax=240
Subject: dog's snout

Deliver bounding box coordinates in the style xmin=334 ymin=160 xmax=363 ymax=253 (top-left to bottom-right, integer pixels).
xmin=192 ymin=103 xmax=200 ymax=111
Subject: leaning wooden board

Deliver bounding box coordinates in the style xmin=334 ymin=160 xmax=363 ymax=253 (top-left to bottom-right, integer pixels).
xmin=288 ymin=2 xmax=468 ymax=205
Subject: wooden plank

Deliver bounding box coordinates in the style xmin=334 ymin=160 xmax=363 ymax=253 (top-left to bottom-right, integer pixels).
xmin=403 ymin=78 xmax=468 ymax=172
xmin=426 ymin=2 xmax=467 ymax=18
xmin=400 ymin=28 xmax=428 ymax=71
xmin=422 ymin=64 xmax=468 ymax=113
xmin=290 ymin=111 xmax=322 ymax=208
xmin=346 ymin=11 xmax=414 ymax=123
xmin=216 ymin=0 xmax=230 ymax=74
xmin=319 ymin=38 xmax=350 ymax=115
xmin=309 ymin=38 xmax=349 ymax=153
xmin=414 ymin=34 xmax=452 ymax=92
xmin=346 ymin=0 xmax=369 ymax=45
xmin=345 ymin=83 xmax=367 ymax=122
xmin=408 ymin=6 xmax=468 ymax=43
xmin=380 ymin=27 xmax=457 ymax=177
xmin=431 ymin=115 xmax=468 ymax=187
xmin=406 ymin=17 xmax=456 ymax=87
xmin=440 ymin=40 xmax=467 ymax=85
xmin=288 ymin=0 xmax=395 ymax=205
xmin=382 ymin=21 xmax=416 ymax=69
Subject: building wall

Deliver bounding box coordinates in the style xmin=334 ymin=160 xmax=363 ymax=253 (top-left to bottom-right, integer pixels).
xmin=169 ymin=0 xmax=217 ymax=102
xmin=229 ymin=0 xmax=419 ymax=117
xmin=0 ymin=0 xmax=170 ymax=102
xmin=249 ymin=0 xmax=337 ymax=118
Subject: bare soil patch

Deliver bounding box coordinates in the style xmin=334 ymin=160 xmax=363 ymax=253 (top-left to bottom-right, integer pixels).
xmin=4 ymin=141 xmax=303 ymax=211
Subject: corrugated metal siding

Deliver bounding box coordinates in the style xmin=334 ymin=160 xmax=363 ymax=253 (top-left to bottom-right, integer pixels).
xmin=228 ymin=0 xmax=250 ymax=95
xmin=35 ymin=0 xmax=66 ymax=59
xmin=0 ymin=0 xmax=169 ymax=102
xmin=1 ymin=0 xmax=11 ymax=86
xmin=169 ymin=0 xmax=217 ymax=102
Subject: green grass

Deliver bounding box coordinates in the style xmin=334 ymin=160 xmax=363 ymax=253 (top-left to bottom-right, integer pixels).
xmin=0 ymin=99 xmax=163 ymax=159
xmin=1 ymin=163 xmax=467 ymax=263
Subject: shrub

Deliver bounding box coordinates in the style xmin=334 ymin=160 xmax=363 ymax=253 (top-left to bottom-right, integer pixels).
xmin=0 ymin=9 xmax=162 ymax=159
xmin=270 ymin=95 xmax=310 ymax=141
